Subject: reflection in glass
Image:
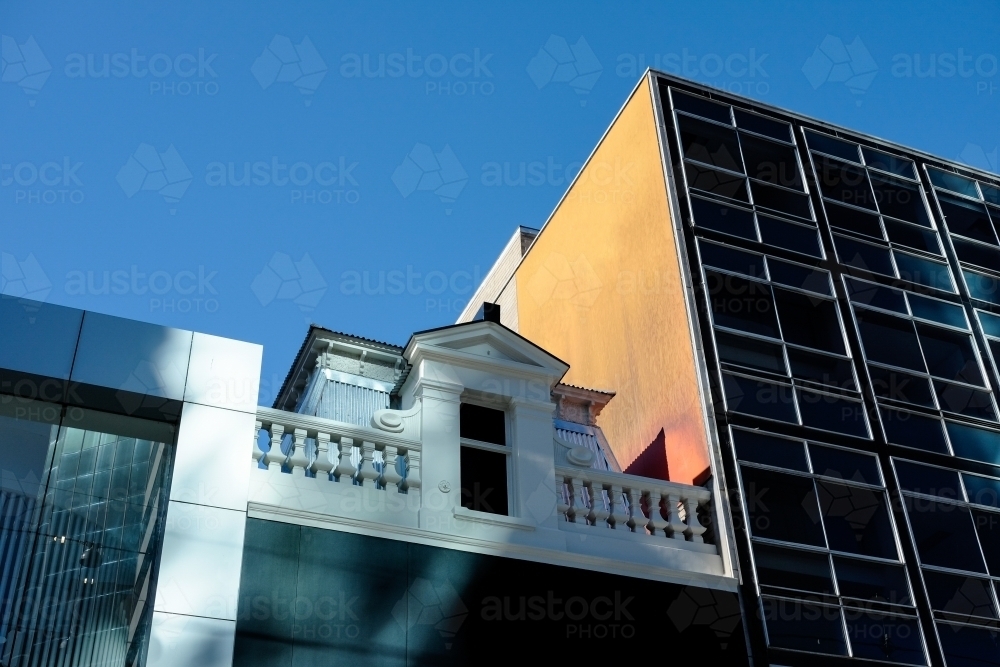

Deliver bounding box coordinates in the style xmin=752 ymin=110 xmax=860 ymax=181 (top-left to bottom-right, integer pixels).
xmin=0 ymin=404 xmax=173 ymax=667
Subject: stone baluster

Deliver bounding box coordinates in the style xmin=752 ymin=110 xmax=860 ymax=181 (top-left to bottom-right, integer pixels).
xmin=264 ymin=424 xmax=285 ymax=472
xmin=626 ymin=488 xmax=648 ymax=535
xmin=589 ymin=481 xmax=609 ymax=528
xmin=556 ymin=475 xmax=571 ymax=521
xmin=381 ymin=445 xmax=403 ymax=493
xmin=288 ymin=428 xmax=310 ymax=477
xmin=666 ymin=493 xmax=687 ymax=541
xmin=333 ymin=437 xmax=357 ymax=482
xmin=310 ymin=432 xmax=333 ymax=480
xmin=357 ymin=441 xmax=379 ymax=485
xmin=566 ymin=477 xmax=583 ymax=523
xmin=608 ymin=484 xmax=628 ymax=530
xmin=252 ymin=421 xmax=264 ymax=468
xmin=403 ymin=449 xmax=421 ymax=490
xmin=646 ymin=491 xmax=669 ymax=537
xmin=685 ymin=497 xmax=707 ymax=543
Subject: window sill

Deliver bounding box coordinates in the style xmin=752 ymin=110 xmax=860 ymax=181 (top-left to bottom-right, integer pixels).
xmin=453 ymin=506 xmax=535 ymax=531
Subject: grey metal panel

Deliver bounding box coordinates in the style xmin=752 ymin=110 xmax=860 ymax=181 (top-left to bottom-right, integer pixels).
xmin=313 ymin=377 xmax=390 ymax=426
xmin=71 ymin=312 xmax=192 ymax=399
xmin=0 ymin=296 xmax=82 ymax=380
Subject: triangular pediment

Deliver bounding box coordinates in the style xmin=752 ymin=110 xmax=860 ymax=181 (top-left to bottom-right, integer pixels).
xmin=404 ymin=320 xmax=569 ymax=378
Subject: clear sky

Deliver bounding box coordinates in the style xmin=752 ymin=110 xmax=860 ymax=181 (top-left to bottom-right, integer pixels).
xmin=2 ymin=0 xmax=998 ymax=404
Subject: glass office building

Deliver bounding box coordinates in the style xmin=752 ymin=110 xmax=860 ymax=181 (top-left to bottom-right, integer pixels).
xmin=662 ymin=76 xmax=1000 ymax=666
xmin=462 ymin=71 xmax=1000 ymax=666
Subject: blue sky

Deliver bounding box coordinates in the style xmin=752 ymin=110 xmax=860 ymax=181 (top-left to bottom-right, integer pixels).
xmin=2 ymin=0 xmax=999 ymax=404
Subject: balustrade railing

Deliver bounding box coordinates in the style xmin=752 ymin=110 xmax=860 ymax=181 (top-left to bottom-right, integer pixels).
xmin=254 ymin=407 xmax=421 ymax=493
xmin=555 ymin=466 xmax=710 ymax=543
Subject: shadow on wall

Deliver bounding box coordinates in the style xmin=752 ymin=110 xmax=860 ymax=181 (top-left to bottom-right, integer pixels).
xmin=624 ymin=428 xmax=670 ymax=481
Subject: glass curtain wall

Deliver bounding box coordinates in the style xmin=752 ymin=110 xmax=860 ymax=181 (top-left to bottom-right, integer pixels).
xmin=0 ymin=397 xmax=174 ymax=667
xmin=661 ymin=77 xmax=1000 ymax=667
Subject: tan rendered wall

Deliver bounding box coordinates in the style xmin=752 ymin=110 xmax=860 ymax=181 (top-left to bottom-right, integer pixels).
xmin=508 ymin=76 xmax=710 ymax=485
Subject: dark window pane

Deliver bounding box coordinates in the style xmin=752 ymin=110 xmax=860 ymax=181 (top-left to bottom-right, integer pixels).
xmin=895 ymin=460 xmax=962 ymax=498
xmin=954 ymin=237 xmax=1000 ymax=271
xmin=862 ymin=147 xmax=916 ymax=179
xmin=768 ymin=259 xmax=832 ymax=295
xmin=870 ymin=174 xmax=930 ymax=227
xmin=460 ymin=403 xmax=506 ymax=445
xmin=774 ymin=289 xmax=846 ymax=353
xmin=923 ymin=570 xmax=997 ymax=620
xmin=690 ymin=196 xmax=757 ymax=240
xmin=868 ymin=364 xmax=936 ymax=408
xmin=698 ymin=240 xmax=765 ymax=278
xmin=945 ymin=422 xmax=1000 ymax=464
xmin=740 ymin=466 xmax=824 ymax=545
xmin=459 ymin=446 xmax=508 ymax=515
xmin=893 ymin=252 xmax=955 ymax=292
xmin=706 ymin=270 xmax=779 ymax=337
xmin=854 ymin=309 xmax=924 ymax=371
xmin=972 ymin=508 xmax=1000 ymax=576
xmin=907 ymin=293 xmax=967 ymax=329
xmin=753 ymin=543 xmax=833 ymax=593
xmin=809 ymin=445 xmax=880 ymax=485
xmin=844 ymin=613 xmax=925 ymax=664
xmin=741 ymin=134 xmax=803 ymax=190
xmin=937 ymin=622 xmax=1000 ymax=667
xmin=788 ymin=348 xmax=855 ymax=390
xmin=835 ymin=235 xmax=895 ymax=276
xmin=817 ymin=481 xmax=895 ymax=557
xmin=964 ymin=474 xmax=1000 ymax=509
xmin=672 ymin=90 xmax=731 ymax=124
xmin=797 ymin=390 xmax=869 ymax=438
xmin=815 ymin=155 xmax=876 ymax=209
xmin=884 ymin=218 xmax=941 ymax=254
xmin=845 ymin=277 xmax=907 ymax=313
xmin=833 ymin=556 xmax=911 ymax=604
xmin=916 ymin=323 xmax=984 ymax=385
xmin=806 ymin=130 xmax=860 ymax=162
xmin=715 ymin=330 xmax=787 ymax=375
xmin=686 ymin=162 xmax=748 ymax=201
xmin=934 ymin=382 xmax=996 ymax=420
xmin=761 ymin=598 xmax=847 ymax=654
xmin=723 ymin=373 xmax=797 ymax=423
xmin=905 ymin=498 xmax=987 ymax=573
xmin=678 ymin=114 xmax=744 ymax=172
xmin=757 ymin=215 xmax=822 ymax=257
xmin=825 ymin=201 xmax=883 ymax=238
xmin=928 ymin=167 xmax=980 ymax=198
xmin=750 ymin=180 xmax=812 ymax=219
xmin=734 ymin=108 xmax=791 ymax=142
xmin=939 ymin=193 xmax=999 ymax=245
xmin=732 ymin=429 xmax=807 ymax=471
xmin=964 ymin=269 xmax=1000 ymax=305
xmin=983 ymin=183 xmax=1000 ymax=206
xmin=880 ymin=408 xmax=949 ymax=453
xmin=981 ymin=311 xmax=1000 ymax=338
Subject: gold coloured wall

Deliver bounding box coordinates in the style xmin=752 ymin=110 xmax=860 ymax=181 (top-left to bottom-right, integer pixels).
xmin=507 ymin=75 xmax=710 ymax=485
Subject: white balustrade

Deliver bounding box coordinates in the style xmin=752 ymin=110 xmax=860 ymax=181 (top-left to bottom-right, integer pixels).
xmin=555 ymin=466 xmax=710 ymax=543
xmin=255 ymin=407 xmax=419 ymax=494
xmin=254 ymin=408 xmax=712 ymax=549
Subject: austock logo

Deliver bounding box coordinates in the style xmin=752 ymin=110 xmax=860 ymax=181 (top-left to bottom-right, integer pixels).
xmin=116 ymin=143 xmax=193 ymax=214
xmin=1 ymin=35 xmax=52 ymax=104
xmin=667 ymin=587 xmax=742 ymax=648
xmin=392 ymin=578 xmax=468 ymax=649
xmin=527 ymin=35 xmax=602 ymax=106
xmin=252 ymin=35 xmax=327 ymax=105
xmin=392 ymin=143 xmax=468 ymax=214
xmin=802 ymin=35 xmax=878 ymax=105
